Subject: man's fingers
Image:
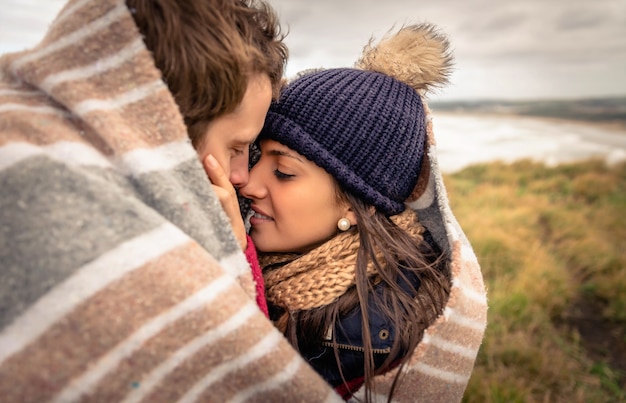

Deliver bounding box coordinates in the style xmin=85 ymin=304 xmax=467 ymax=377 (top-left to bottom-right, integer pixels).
xmin=202 ymin=154 xmax=247 ymax=250
xmin=210 ymin=184 xmax=229 ymax=203
xmin=203 ymin=154 xmax=230 ymax=188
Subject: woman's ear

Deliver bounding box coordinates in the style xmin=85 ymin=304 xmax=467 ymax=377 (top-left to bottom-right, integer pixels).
xmin=343 ymin=207 xmax=358 ymax=227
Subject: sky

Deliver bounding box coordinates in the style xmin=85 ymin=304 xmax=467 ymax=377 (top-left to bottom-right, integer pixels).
xmin=1 ymin=0 xmax=625 ymax=101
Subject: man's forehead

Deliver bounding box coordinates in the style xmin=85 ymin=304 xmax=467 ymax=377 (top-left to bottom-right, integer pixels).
xmin=231 ymin=132 xmax=258 ymax=146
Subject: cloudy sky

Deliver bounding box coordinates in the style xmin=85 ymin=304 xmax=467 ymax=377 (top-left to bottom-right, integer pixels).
xmin=1 ymin=0 xmax=625 ymax=101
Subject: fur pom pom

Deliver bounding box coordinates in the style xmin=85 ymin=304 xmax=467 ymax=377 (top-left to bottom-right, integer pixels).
xmin=355 ymin=23 xmax=453 ymax=94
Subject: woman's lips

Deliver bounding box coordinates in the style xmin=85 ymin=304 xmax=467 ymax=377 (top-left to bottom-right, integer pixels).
xmin=249 ymin=207 xmax=273 ymax=225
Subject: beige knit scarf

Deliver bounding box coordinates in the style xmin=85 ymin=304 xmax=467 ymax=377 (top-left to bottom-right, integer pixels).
xmin=260 ymin=209 xmax=424 ymax=312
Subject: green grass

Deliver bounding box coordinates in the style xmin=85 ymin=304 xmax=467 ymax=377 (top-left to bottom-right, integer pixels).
xmin=447 ymin=159 xmax=626 ymax=403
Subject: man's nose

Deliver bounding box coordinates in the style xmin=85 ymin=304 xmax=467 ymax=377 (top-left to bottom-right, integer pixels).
xmin=229 ymin=155 xmax=250 ymax=188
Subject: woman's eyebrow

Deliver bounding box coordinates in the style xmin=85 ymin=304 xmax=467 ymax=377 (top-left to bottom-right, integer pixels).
xmin=266 ymin=149 xmax=304 ymax=162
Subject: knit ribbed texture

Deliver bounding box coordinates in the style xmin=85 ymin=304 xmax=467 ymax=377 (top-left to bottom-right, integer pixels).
xmin=261 ymin=209 xmax=424 ymax=311
xmin=261 ymin=68 xmax=426 ymax=215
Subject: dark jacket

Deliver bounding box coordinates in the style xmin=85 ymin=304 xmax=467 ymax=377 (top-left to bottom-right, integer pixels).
xmin=303 ymin=281 xmax=408 ymax=389
xmin=300 ymin=229 xmax=441 ymax=399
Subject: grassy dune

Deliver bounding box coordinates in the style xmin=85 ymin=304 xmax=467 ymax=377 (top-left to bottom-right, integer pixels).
xmin=447 ymin=159 xmax=626 ymax=402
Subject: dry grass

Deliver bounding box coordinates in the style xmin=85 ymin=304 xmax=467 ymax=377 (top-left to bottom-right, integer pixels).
xmin=446 ymin=159 xmax=626 ymax=403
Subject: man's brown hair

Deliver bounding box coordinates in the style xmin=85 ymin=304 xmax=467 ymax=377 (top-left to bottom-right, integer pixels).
xmin=126 ymin=0 xmax=288 ymax=146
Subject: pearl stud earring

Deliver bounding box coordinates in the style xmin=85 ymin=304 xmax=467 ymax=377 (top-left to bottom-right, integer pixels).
xmin=337 ymin=218 xmax=351 ymax=231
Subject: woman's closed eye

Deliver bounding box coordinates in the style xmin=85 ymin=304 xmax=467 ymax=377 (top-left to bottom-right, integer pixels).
xmin=274 ymin=169 xmax=295 ymax=180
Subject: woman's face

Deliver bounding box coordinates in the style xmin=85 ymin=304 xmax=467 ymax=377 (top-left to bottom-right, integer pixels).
xmin=239 ymin=139 xmax=352 ymax=253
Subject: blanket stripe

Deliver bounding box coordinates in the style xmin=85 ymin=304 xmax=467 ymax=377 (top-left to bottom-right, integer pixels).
xmin=40 ymin=38 xmax=145 ymax=93
xmin=11 ymin=3 xmax=127 ymax=72
xmin=0 ymin=223 xmax=189 ymax=359
xmin=0 ymin=141 xmax=112 ymax=170
xmin=116 ymin=301 xmax=260 ymax=403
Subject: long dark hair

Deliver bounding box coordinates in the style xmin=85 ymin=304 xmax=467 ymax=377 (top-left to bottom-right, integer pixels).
xmin=279 ymin=190 xmax=451 ymax=402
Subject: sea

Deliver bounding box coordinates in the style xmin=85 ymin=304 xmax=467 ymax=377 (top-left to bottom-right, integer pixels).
xmin=431 ymin=113 xmax=626 ymax=173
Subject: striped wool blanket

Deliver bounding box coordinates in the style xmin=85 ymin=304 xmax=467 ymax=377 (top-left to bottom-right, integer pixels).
xmin=0 ymin=0 xmax=487 ymax=402
xmin=0 ymin=0 xmax=339 ymax=402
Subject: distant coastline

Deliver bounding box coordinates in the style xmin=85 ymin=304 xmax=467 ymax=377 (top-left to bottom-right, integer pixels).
xmin=430 ymin=96 xmax=626 ymax=131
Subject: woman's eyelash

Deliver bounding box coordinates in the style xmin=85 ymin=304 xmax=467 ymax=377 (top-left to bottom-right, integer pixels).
xmin=273 ymin=169 xmax=295 ymax=180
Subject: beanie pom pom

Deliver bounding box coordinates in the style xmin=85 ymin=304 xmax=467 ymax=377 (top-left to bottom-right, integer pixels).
xmin=355 ymin=23 xmax=453 ymax=94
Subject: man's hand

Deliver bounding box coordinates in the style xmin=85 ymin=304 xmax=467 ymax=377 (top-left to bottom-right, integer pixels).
xmin=203 ymin=154 xmax=247 ymax=250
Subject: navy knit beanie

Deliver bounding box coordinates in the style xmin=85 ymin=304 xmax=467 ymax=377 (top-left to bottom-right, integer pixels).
xmin=260 ymin=68 xmax=426 ymax=215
